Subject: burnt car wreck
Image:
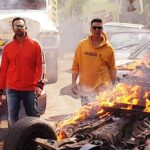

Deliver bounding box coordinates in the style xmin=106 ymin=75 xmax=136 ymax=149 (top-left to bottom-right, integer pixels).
xmin=54 ymin=107 xmax=150 ymax=150
xmin=3 ymin=57 xmax=150 ymax=150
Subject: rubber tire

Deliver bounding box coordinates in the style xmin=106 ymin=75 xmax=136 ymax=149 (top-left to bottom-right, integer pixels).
xmin=3 ymin=117 xmax=57 ymax=150
xmin=45 ymin=52 xmax=58 ymax=84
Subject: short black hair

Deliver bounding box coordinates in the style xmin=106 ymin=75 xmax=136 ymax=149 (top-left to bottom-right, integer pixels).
xmin=12 ymin=17 xmax=26 ymax=26
xmin=91 ymin=18 xmax=102 ymax=26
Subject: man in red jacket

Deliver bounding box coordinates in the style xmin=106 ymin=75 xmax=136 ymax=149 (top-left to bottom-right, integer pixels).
xmin=0 ymin=17 xmax=45 ymax=127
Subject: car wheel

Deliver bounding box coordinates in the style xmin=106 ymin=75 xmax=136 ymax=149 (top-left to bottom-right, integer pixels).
xmin=3 ymin=117 xmax=57 ymax=150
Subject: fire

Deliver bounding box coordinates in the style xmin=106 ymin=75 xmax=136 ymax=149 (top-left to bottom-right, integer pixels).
xmin=145 ymin=100 xmax=150 ymax=112
xmin=57 ymin=83 xmax=150 ymax=140
xmin=57 ymin=56 xmax=150 ymax=140
xmin=96 ymin=83 xmax=141 ymax=109
xmin=57 ymin=101 xmax=105 ymax=128
xmin=144 ymin=91 xmax=150 ymax=112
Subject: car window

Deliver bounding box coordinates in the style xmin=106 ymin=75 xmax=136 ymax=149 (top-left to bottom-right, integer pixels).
xmin=130 ymin=43 xmax=150 ymax=59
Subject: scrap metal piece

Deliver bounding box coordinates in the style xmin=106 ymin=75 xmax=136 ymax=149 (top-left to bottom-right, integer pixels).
xmin=79 ymin=143 xmax=101 ymax=150
xmin=34 ymin=138 xmax=58 ymax=150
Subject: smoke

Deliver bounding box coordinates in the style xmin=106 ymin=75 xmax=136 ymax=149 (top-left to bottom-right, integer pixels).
xmin=0 ymin=0 xmax=45 ymax=10
xmin=0 ymin=0 xmax=20 ymax=9
xmin=8 ymin=0 xmax=20 ymax=5
xmin=119 ymin=55 xmax=150 ymax=90
xmin=58 ymin=16 xmax=85 ymax=53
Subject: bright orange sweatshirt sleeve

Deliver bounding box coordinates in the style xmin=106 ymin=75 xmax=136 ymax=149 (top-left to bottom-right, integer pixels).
xmin=71 ymin=42 xmax=82 ymax=73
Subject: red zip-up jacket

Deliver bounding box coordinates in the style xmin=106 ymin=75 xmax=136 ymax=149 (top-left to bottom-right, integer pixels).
xmin=0 ymin=35 xmax=43 ymax=91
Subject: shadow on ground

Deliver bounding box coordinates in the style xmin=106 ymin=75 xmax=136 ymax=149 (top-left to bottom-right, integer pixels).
xmin=45 ymin=114 xmax=73 ymax=123
xmin=60 ymin=84 xmax=80 ymax=99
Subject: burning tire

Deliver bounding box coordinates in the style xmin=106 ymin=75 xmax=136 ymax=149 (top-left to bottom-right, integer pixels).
xmin=3 ymin=117 xmax=57 ymax=150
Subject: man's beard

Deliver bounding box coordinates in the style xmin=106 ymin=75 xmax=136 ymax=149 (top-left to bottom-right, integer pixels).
xmin=15 ymin=31 xmax=25 ymax=37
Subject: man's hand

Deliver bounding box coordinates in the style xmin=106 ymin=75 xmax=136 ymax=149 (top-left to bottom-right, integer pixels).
xmin=112 ymin=79 xmax=118 ymax=86
xmin=71 ymin=83 xmax=78 ymax=95
xmin=72 ymin=73 xmax=79 ymax=95
xmin=35 ymin=87 xmax=42 ymax=97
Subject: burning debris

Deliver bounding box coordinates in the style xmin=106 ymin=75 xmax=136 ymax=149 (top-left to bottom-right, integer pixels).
xmin=50 ymin=57 xmax=150 ymax=150
xmin=3 ymin=57 xmax=150 ymax=150
xmin=54 ymin=83 xmax=150 ymax=149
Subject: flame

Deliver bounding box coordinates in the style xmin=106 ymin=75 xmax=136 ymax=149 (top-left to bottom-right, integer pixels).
xmin=57 ymin=101 xmax=105 ymax=128
xmin=96 ymin=83 xmax=141 ymax=109
xmin=57 ymin=56 xmax=150 ymax=140
xmin=57 ymin=129 xmax=68 ymax=141
xmin=145 ymin=99 xmax=150 ymax=112
xmin=144 ymin=91 xmax=150 ymax=112
xmin=57 ymin=83 xmax=150 ymax=140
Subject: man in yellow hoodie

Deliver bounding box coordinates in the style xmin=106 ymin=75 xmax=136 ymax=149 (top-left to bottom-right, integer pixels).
xmin=71 ymin=18 xmax=117 ymax=105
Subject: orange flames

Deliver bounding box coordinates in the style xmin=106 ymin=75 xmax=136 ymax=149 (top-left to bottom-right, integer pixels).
xmin=57 ymin=57 xmax=150 ymax=140
xmin=144 ymin=91 xmax=150 ymax=112
xmin=96 ymin=83 xmax=143 ymax=109
xmin=57 ymin=83 xmax=150 ymax=140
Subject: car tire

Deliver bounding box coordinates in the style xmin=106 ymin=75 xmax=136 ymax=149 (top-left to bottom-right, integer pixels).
xmin=3 ymin=117 xmax=57 ymax=150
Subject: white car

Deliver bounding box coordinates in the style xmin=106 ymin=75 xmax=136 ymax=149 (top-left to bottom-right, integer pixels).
xmin=103 ymin=22 xmax=144 ymax=34
xmin=103 ymin=23 xmax=150 ymax=80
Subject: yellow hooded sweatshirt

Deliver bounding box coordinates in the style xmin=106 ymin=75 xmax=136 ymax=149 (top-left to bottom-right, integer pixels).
xmin=72 ymin=32 xmax=116 ymax=93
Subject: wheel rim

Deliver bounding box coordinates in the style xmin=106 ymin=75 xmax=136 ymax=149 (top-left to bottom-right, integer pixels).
xmin=18 ymin=127 xmax=56 ymax=150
